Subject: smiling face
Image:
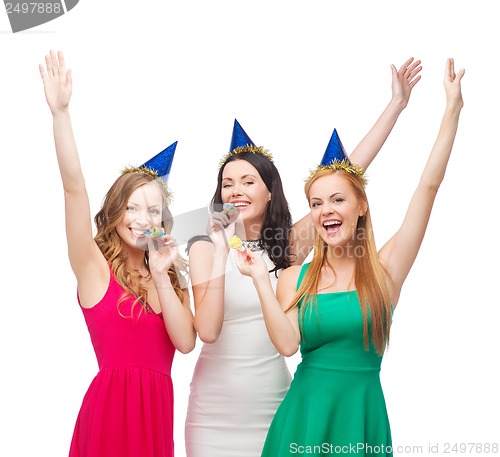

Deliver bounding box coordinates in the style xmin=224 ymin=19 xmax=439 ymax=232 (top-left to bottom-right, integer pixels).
xmin=308 ymin=172 xmax=367 ymax=249
xmin=220 ymin=159 xmax=271 ymax=228
xmin=116 ymin=181 xmax=163 ymax=251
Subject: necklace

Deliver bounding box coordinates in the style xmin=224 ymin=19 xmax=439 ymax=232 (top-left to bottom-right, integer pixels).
xmin=241 ymin=239 xmax=262 ymax=251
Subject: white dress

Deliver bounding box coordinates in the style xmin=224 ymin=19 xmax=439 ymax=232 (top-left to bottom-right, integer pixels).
xmin=185 ymin=247 xmax=292 ymax=457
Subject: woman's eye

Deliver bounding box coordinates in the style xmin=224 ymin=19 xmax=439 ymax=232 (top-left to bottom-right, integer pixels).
xmin=244 ymin=181 xmax=254 ymax=185
xmin=311 ymin=202 xmax=320 ymax=208
xmin=150 ymin=209 xmax=161 ymax=215
xmin=126 ymin=206 xmax=136 ymax=211
xmin=333 ymin=198 xmax=344 ymax=204
xmin=223 ymin=184 xmax=232 ymax=189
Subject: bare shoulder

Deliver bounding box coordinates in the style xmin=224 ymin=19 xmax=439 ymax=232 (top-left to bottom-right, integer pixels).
xmin=277 ymin=265 xmax=303 ymax=313
xmin=188 ymin=238 xmax=214 ymax=259
xmin=187 ymin=238 xmax=219 ymax=286
xmin=278 ymin=265 xmax=303 ymax=288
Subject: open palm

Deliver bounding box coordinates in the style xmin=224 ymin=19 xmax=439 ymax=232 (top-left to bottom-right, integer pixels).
xmin=39 ymin=50 xmax=72 ymax=114
xmin=391 ymin=57 xmax=422 ymax=108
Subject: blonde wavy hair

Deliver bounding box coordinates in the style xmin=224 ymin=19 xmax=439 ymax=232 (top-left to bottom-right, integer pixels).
xmin=94 ymin=172 xmax=187 ymax=317
xmin=288 ymin=169 xmax=392 ymax=355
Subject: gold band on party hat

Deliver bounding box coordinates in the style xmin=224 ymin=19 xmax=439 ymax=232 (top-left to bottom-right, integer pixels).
xmin=121 ymin=165 xmax=174 ymax=203
xmin=121 ymin=165 xmax=161 ymax=180
xmin=120 ymin=141 xmax=177 ymax=204
xmin=306 ymin=159 xmax=367 ymax=186
xmin=219 ymin=144 xmax=273 ymax=169
xmin=219 ymin=119 xmax=274 ymax=169
xmin=306 ymin=129 xmax=368 ymax=186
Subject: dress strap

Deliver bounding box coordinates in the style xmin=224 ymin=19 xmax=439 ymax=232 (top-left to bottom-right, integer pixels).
xmin=296 ymin=262 xmax=311 ymax=290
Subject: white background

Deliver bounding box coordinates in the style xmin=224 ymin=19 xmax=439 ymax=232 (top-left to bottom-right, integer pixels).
xmin=1 ymin=1 xmax=499 ymax=456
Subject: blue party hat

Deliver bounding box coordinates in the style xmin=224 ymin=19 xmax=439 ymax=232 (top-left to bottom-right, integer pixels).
xmin=219 ymin=119 xmax=273 ymax=168
xmin=139 ymin=141 xmax=178 ymax=182
xmin=122 ymin=141 xmax=178 ymax=200
xmin=230 ymin=119 xmax=255 ymax=151
xmin=307 ymin=129 xmax=367 ymax=185
xmin=320 ymin=129 xmax=349 ymax=166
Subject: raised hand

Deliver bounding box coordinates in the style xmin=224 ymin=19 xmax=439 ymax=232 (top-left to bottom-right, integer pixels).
xmin=378 ymin=57 xmax=465 ymax=305
xmin=207 ymin=209 xmax=239 ymax=249
xmin=347 ymin=57 xmax=422 ymax=174
xmin=444 ymin=58 xmax=465 ymax=109
xmin=390 ymin=57 xmax=422 ymax=108
xmin=147 ymin=234 xmax=178 ymax=276
xmin=39 ymin=50 xmax=72 ymax=115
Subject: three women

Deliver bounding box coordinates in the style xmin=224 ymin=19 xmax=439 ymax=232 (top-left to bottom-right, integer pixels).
xmin=41 ymin=51 xmax=462 ymax=457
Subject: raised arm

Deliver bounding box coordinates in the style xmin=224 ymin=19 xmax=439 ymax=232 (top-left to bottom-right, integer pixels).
xmin=349 ymin=57 xmax=422 ymax=169
xmin=290 ymin=58 xmax=422 ymax=266
xmin=379 ymin=58 xmax=465 ymax=305
xmin=40 ymin=51 xmax=108 ymax=304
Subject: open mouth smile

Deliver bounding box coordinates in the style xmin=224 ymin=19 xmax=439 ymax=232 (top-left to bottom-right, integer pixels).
xmin=230 ymin=200 xmax=250 ymax=210
xmin=323 ymin=219 xmax=342 ymax=235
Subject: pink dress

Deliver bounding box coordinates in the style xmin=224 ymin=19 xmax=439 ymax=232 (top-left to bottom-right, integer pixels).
xmin=69 ymin=270 xmax=175 ymax=457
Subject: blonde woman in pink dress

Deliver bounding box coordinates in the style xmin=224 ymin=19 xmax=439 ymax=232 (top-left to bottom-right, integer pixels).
xmin=40 ymin=50 xmax=196 ymax=457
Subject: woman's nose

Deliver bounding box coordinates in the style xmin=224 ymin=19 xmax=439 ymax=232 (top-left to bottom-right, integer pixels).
xmin=322 ymin=203 xmax=335 ymax=216
xmin=231 ymin=184 xmax=243 ymax=197
xmin=135 ymin=210 xmax=152 ymax=226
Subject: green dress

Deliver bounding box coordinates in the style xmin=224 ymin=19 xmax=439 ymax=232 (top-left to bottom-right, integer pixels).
xmin=260 ymin=263 xmax=392 ymax=456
